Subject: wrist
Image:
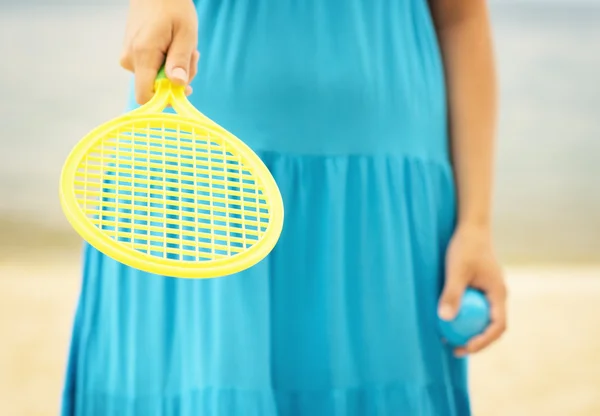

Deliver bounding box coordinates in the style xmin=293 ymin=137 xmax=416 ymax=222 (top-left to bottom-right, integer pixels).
xmin=130 ymin=0 xmax=192 ymax=5
xmin=456 ymin=206 xmax=492 ymax=231
xmin=455 ymin=218 xmax=492 ymax=236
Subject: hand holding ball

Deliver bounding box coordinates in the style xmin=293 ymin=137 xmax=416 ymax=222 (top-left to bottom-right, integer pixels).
xmin=438 ymin=288 xmax=491 ymax=347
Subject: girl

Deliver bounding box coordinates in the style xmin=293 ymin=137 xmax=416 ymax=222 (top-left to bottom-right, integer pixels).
xmin=63 ymin=0 xmax=507 ymax=414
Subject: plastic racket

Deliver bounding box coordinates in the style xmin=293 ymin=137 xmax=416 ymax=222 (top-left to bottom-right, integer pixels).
xmin=59 ymin=68 xmax=284 ymax=278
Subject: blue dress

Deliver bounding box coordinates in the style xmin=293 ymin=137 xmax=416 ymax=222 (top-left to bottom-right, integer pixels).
xmin=62 ymin=0 xmax=469 ymax=414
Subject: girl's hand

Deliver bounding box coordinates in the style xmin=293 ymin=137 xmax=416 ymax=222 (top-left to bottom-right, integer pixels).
xmin=438 ymin=224 xmax=508 ymax=356
xmin=120 ymin=0 xmax=200 ymax=104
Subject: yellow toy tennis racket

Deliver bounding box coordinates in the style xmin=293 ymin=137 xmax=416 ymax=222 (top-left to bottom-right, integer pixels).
xmin=60 ymin=68 xmax=284 ymax=278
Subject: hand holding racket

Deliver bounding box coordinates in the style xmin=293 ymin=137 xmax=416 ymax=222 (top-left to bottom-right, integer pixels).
xmin=61 ymin=1 xmax=283 ymax=279
xmin=120 ymin=0 xmax=199 ymax=105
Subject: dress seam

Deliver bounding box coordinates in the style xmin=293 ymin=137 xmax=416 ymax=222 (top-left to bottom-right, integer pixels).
xmin=255 ymin=149 xmax=453 ymax=169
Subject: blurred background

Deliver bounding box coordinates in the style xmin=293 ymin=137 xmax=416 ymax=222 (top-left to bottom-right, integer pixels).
xmin=1 ymin=0 xmax=599 ymax=415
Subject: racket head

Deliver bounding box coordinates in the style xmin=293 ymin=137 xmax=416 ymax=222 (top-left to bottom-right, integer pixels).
xmin=60 ymin=83 xmax=284 ymax=278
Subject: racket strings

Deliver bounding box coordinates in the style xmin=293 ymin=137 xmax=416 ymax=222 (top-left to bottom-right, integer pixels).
xmin=73 ymin=120 xmax=270 ymax=262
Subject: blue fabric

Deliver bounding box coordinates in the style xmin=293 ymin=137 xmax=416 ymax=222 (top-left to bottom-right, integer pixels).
xmin=62 ymin=0 xmax=470 ymax=414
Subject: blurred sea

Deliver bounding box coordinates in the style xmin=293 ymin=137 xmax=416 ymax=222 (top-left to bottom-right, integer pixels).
xmin=0 ymin=2 xmax=598 ymax=263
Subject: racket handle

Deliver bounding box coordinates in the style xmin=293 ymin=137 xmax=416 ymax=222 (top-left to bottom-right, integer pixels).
xmin=438 ymin=288 xmax=491 ymax=347
xmin=156 ymin=65 xmax=168 ymax=82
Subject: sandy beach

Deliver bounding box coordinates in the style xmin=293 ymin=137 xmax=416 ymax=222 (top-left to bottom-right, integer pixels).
xmin=1 ymin=247 xmax=599 ymax=416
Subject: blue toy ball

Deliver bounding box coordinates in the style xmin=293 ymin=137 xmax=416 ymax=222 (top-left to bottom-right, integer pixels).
xmin=438 ymin=288 xmax=491 ymax=347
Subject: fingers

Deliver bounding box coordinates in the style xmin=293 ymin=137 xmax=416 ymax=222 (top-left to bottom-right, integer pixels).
xmin=183 ymin=50 xmax=199 ymax=97
xmin=438 ymin=262 xmax=470 ymax=321
xmin=165 ymin=24 xmax=197 ymax=86
xmin=458 ymin=277 xmax=507 ymax=356
xmin=132 ymin=45 xmax=165 ymax=105
xmin=121 ymin=26 xmax=198 ymax=105
xmin=119 ymin=51 xmax=133 ymax=72
xmin=119 ymin=23 xmax=135 ymax=72
xmin=119 ymin=14 xmax=199 ymax=105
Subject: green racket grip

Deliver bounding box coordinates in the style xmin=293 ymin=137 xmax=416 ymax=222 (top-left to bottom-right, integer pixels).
xmin=156 ymin=66 xmax=168 ymax=81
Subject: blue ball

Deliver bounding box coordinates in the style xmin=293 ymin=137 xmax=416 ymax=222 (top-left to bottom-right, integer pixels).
xmin=438 ymin=288 xmax=491 ymax=347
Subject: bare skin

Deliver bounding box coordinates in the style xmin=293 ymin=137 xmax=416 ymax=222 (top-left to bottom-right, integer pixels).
xmin=120 ymin=0 xmax=199 ymax=104
xmin=121 ymin=0 xmax=507 ymax=356
xmin=431 ymin=0 xmax=507 ymax=356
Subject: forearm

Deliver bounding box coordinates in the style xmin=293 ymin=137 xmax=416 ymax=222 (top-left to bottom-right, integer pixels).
xmin=432 ymin=1 xmax=498 ymax=230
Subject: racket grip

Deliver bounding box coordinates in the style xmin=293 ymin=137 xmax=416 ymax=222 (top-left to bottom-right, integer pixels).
xmin=438 ymin=288 xmax=491 ymax=347
xmin=156 ymin=66 xmax=168 ymax=82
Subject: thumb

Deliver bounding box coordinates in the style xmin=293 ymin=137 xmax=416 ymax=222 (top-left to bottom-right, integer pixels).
xmin=165 ymin=25 xmax=197 ymax=86
xmin=438 ymin=265 xmax=469 ymax=321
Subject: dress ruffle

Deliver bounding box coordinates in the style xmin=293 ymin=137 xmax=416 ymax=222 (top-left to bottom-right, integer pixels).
xmin=62 ymin=152 xmax=468 ymax=415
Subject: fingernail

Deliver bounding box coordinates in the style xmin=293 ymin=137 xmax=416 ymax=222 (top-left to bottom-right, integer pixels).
xmin=171 ymin=67 xmax=188 ymax=83
xmin=438 ymin=304 xmax=454 ymax=321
